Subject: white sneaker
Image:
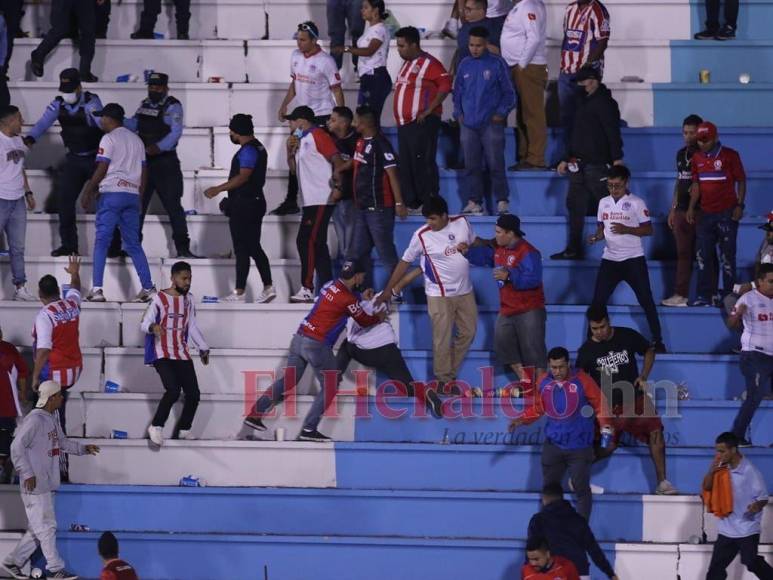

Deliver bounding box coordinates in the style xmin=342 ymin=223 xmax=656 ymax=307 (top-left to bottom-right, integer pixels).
xmin=289 ymin=287 xmax=315 ymax=303
xmin=148 ymin=425 xmax=163 ymax=446
xmin=568 ymin=478 xmax=605 ymax=495
xmin=662 ymin=294 xmax=688 ymax=307
xmin=655 ymin=479 xmax=679 ymax=495
xmin=497 ymin=200 xmax=510 ymax=215
xmin=178 ymin=430 xmax=196 ymax=440
xmin=86 ymin=288 xmax=106 ymax=302
xmin=132 ymin=286 xmax=157 ymax=303
xmin=256 ymin=285 xmax=277 ymax=304
xmin=407 ymin=205 xmax=423 ymax=216
xmin=13 ymin=285 xmax=37 ymax=301
xmin=461 ymin=200 xmax=485 ymax=216
xmin=221 ymin=291 xmax=246 ymax=303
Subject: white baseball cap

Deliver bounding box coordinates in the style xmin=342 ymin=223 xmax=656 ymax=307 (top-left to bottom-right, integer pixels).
xmin=35 ymin=380 xmax=62 ymax=409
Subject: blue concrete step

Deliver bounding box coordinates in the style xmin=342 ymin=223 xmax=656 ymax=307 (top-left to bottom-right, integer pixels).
xmin=397 ymin=305 xmax=738 ymax=354
xmin=653 ymin=83 xmax=773 ymax=126
xmin=334 ymin=443 xmax=773 ymax=494
xmin=671 ymin=41 xmax=773 ymax=83
xmin=690 ymin=0 xmax=773 ymax=40
xmin=352 ymin=399 xmax=772 ymax=448
xmin=53 ymin=485 xmax=643 ymax=542
xmin=400 ymin=351 xmax=745 ymax=401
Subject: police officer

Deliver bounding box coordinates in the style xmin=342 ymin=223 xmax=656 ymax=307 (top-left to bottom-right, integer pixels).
xmin=121 ymin=72 xmax=197 ymax=258
xmin=131 ymin=0 xmax=190 ymax=39
xmin=24 ymin=69 xmax=103 ymax=256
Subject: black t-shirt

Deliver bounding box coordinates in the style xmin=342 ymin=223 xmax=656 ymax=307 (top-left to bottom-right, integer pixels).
xmin=675 ymin=145 xmax=698 ymax=211
xmin=576 ymin=326 xmax=650 ymax=407
xmin=334 ymin=130 xmax=359 ymax=200
xmin=353 ymin=134 xmax=398 ymax=210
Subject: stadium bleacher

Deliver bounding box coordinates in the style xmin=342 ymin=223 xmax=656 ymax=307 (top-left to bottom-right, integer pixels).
xmin=0 ymin=0 xmax=771 ymax=577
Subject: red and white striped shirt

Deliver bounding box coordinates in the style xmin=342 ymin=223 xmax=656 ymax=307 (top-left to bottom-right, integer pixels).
xmin=33 ymin=288 xmax=83 ymax=387
xmin=392 ymin=52 xmax=452 ymax=126
xmin=560 ymin=0 xmax=610 ymax=75
xmin=141 ymin=291 xmax=209 ymax=363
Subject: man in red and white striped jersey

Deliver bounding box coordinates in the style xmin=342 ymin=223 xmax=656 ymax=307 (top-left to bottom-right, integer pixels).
xmin=141 ymin=261 xmax=210 ymax=447
xmin=31 ymin=254 xmax=83 ymax=481
xmin=393 ymin=26 xmax=452 ymax=214
xmin=557 ymin=0 xmax=610 ymax=160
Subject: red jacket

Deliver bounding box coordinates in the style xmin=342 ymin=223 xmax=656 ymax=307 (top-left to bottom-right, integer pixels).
xmin=691 ymin=143 xmax=745 ymax=213
xmin=0 ymin=341 xmax=28 ymax=418
xmin=522 ymin=555 xmax=580 ymax=580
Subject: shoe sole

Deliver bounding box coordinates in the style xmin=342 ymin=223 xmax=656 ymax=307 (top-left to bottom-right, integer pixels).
xmin=289 ymin=298 xmax=314 ymax=303
xmin=243 ymin=420 xmax=267 ymax=432
xmin=655 ymin=489 xmax=679 ymax=496
xmin=255 ymin=294 xmax=277 ymax=304
xmin=2 ymin=567 xmax=26 ymax=580
xmin=297 ymin=435 xmax=330 ymax=442
xmin=661 ymin=302 xmax=688 ymax=307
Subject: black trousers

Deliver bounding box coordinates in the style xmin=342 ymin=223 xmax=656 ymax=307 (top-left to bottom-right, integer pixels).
xmin=566 ymin=163 xmax=609 ymax=254
xmin=0 ymin=77 xmax=8 ymax=109
xmin=138 ymin=0 xmax=190 ymax=37
xmin=228 ymin=196 xmax=272 ymax=289
xmin=592 ymin=257 xmax=663 ymax=343
xmin=141 ymin=153 xmax=190 ymax=251
xmin=397 ymin=115 xmax=441 ymax=209
xmin=336 ymin=339 xmax=415 ymax=394
xmin=151 ymin=358 xmax=200 ymax=433
xmin=706 ymin=534 xmax=773 ymax=580
xmin=55 ymin=153 xmax=94 ymax=251
xmin=32 ymin=0 xmax=96 ymax=74
xmin=297 ymin=204 xmax=334 ymax=291
xmin=2 ymin=0 xmax=24 ymax=70
xmin=95 ymin=0 xmax=111 ymax=38
xmin=705 ymin=0 xmax=739 ymax=30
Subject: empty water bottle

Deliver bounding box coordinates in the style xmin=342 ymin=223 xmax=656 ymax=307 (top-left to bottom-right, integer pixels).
xmin=110 ymin=430 xmax=128 ymax=439
xmin=115 ymin=74 xmax=139 ymax=83
xmin=179 ymin=475 xmax=206 ymax=487
xmin=104 ymin=380 xmax=121 ymax=393
xmin=495 ymin=267 xmax=507 ymax=288
xmin=600 ymin=425 xmax=614 ymax=449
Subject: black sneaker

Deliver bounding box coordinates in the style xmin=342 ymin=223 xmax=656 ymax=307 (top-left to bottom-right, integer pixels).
xmin=693 ymin=28 xmax=718 ymax=40
xmin=715 ymin=25 xmax=736 ymax=40
xmin=243 ymin=417 xmax=267 ymax=431
xmin=178 ymin=33 xmax=190 ymax=40
xmin=652 ymin=341 xmax=667 ymax=354
xmin=1 ymin=563 xmax=26 ymax=579
xmin=48 ymin=570 xmax=79 ymax=579
xmin=80 ymin=72 xmax=98 ymax=83
xmin=51 ymin=246 xmax=78 ymax=257
xmin=177 ymin=249 xmax=203 ymax=259
xmin=130 ymin=30 xmax=155 ymax=39
xmin=297 ymin=428 xmax=331 ymax=442
xmin=270 ymin=201 xmax=300 ymax=216
xmin=738 ymin=438 xmax=752 ymax=448
xmin=30 ymin=57 xmax=44 ymax=77
xmin=550 ymin=249 xmax=582 ymax=260
xmin=425 ymin=389 xmax=443 ymax=419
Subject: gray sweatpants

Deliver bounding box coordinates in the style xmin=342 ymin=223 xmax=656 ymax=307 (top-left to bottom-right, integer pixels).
xmin=541 ymin=442 xmax=594 ymax=520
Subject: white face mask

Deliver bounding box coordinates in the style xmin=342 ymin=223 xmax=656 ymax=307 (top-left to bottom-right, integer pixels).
xmin=61 ymin=92 xmax=79 ymax=105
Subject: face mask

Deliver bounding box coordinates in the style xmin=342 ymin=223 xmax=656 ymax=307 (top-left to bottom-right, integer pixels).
xmin=292 ymin=128 xmax=304 ymax=138
xmin=61 ymin=92 xmax=78 ymax=105
xmin=174 ymin=285 xmax=189 ymax=296
xmin=148 ymin=91 xmax=165 ymax=103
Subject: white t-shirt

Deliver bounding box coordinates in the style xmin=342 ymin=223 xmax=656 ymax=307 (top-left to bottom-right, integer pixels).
xmin=488 ymin=0 xmax=513 ymax=18
xmin=597 ymin=193 xmax=651 ymax=262
xmin=291 ymin=48 xmax=341 ymax=117
xmin=0 ymin=132 xmax=27 ymax=200
xmin=357 ymin=23 xmax=390 ymax=76
xmin=296 ymin=127 xmax=339 ymax=207
xmin=347 ymin=294 xmax=396 ymax=349
xmin=402 ymin=216 xmax=475 ymax=297
xmin=734 ymin=289 xmax=773 ymax=356
xmin=500 ymin=0 xmax=548 ymax=68
xmin=96 ymin=127 xmax=146 ymax=195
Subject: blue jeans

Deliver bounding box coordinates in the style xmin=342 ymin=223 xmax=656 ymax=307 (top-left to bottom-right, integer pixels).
xmin=332 ymin=198 xmax=355 ymax=260
xmin=0 ymin=198 xmax=27 ymax=286
xmin=460 ymin=121 xmax=509 ymax=204
xmin=346 ymin=207 xmax=399 ymax=287
xmin=695 ymin=209 xmax=738 ymax=301
xmin=93 ymin=192 xmax=153 ymax=289
xmin=358 ymin=67 xmax=392 ymax=121
xmin=732 ymin=351 xmax=773 ymax=440
xmin=327 ymin=0 xmax=364 ymax=69
xmin=557 ymin=72 xmax=578 ymax=161
xmin=252 ymin=334 xmax=340 ymax=431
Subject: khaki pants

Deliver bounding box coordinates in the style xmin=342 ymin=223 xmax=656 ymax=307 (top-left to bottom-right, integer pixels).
xmin=427 ymin=292 xmax=478 ymax=383
xmin=512 ymin=64 xmax=548 ymax=167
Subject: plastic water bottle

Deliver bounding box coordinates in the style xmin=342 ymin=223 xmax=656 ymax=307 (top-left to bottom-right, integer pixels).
xmin=143 ymin=69 xmax=154 ymax=82
xmin=180 ymin=475 xmax=206 ymax=487
xmin=600 ymin=425 xmax=614 ymax=449
xmin=202 ymin=295 xmax=219 ymax=303
xmin=110 ymin=430 xmax=128 ymax=439
xmin=70 ymin=523 xmax=90 ymax=531
xmin=495 ymin=267 xmax=506 ymax=288
xmin=115 ymin=74 xmax=139 ymax=83
xmin=185 ymin=209 xmax=198 ymax=216
xmin=30 ymin=568 xmax=44 ymax=579
xmin=153 ymin=32 xmax=165 ymax=39
xmin=104 ymin=380 xmax=121 ymax=393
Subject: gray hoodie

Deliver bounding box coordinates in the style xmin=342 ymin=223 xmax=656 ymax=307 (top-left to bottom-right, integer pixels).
xmin=11 ymin=409 xmax=85 ymax=494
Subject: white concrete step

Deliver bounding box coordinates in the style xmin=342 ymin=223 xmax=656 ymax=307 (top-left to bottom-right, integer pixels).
xmin=0 ymin=302 xmax=120 ymax=348
xmin=68 ymin=439 xmax=337 ymax=486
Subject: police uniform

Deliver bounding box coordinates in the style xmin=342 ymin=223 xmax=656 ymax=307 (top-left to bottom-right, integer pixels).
xmin=123 ymin=72 xmax=193 ymax=256
xmin=29 ymin=0 xmax=97 ymax=79
xmin=26 ymin=68 xmax=102 ymax=255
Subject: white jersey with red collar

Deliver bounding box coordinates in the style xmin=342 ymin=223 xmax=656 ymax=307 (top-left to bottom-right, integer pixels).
xmin=140 ymin=291 xmax=209 ymax=364
xmin=32 ymin=288 xmax=83 ymax=387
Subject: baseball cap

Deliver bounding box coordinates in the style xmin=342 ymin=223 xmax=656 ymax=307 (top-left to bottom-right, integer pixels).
xmin=696 ymin=121 xmax=718 ymax=142
xmin=284 ymin=106 xmax=316 ymax=123
xmin=35 ymin=380 xmax=62 ymax=409
xmin=759 ymin=211 xmax=773 ymax=232
xmin=340 ymin=259 xmax=366 ymax=280
xmin=496 ymin=213 xmax=525 ymax=237
xmin=58 ymin=68 xmax=81 ymax=93
xmin=94 ymin=103 xmax=125 ymax=121
xmin=147 ymin=72 xmax=169 ymax=86
xmin=575 ymin=67 xmax=601 ymax=82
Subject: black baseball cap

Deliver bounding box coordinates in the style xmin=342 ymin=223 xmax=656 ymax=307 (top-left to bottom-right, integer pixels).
xmin=760 ymin=211 xmax=773 ymax=232
xmin=284 ymin=106 xmax=316 ymax=123
xmin=147 ymin=72 xmax=169 ymax=86
xmin=575 ymin=67 xmax=602 ymax=82
xmin=59 ymin=68 xmax=80 ymax=93
xmin=496 ymin=213 xmax=525 ymax=237
xmin=94 ymin=103 xmax=125 ymax=121
xmin=340 ymin=259 xmax=366 ymax=280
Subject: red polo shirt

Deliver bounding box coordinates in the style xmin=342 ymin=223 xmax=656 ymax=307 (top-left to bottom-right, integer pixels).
xmin=691 ymin=143 xmax=745 ymax=213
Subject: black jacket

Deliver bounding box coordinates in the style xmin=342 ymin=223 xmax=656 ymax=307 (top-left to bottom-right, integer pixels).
xmin=568 ymin=84 xmax=623 ymax=165
xmin=527 ymin=499 xmax=615 ymax=577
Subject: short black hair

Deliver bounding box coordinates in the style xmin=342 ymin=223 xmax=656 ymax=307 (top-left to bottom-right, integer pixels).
xmin=0 ymin=105 xmax=19 ymax=123
xmin=469 ymin=25 xmax=490 ymax=40
xmin=547 ymin=347 xmax=569 ymax=363
xmin=526 ymin=537 xmax=549 ymax=552
xmin=422 ymin=196 xmax=448 ymax=218
xmin=395 ymin=26 xmax=421 ymax=46
xmin=607 ymin=165 xmax=631 ymax=181
xmin=332 ymin=106 xmax=354 ymax=124
xmin=98 ymin=531 xmax=119 ymax=559
xmin=757 ymin=262 xmax=773 ymax=280
xmin=38 ymin=275 xmax=60 ymax=300
xmin=586 ymin=304 xmax=609 ymax=323
xmin=715 ymin=431 xmax=739 ymax=449
xmin=171 ymin=261 xmax=191 ymax=275
xmin=541 ymin=482 xmax=564 ymax=499
xmin=355 ymin=105 xmax=378 ymax=128
xmin=683 ymin=114 xmax=704 ymax=127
